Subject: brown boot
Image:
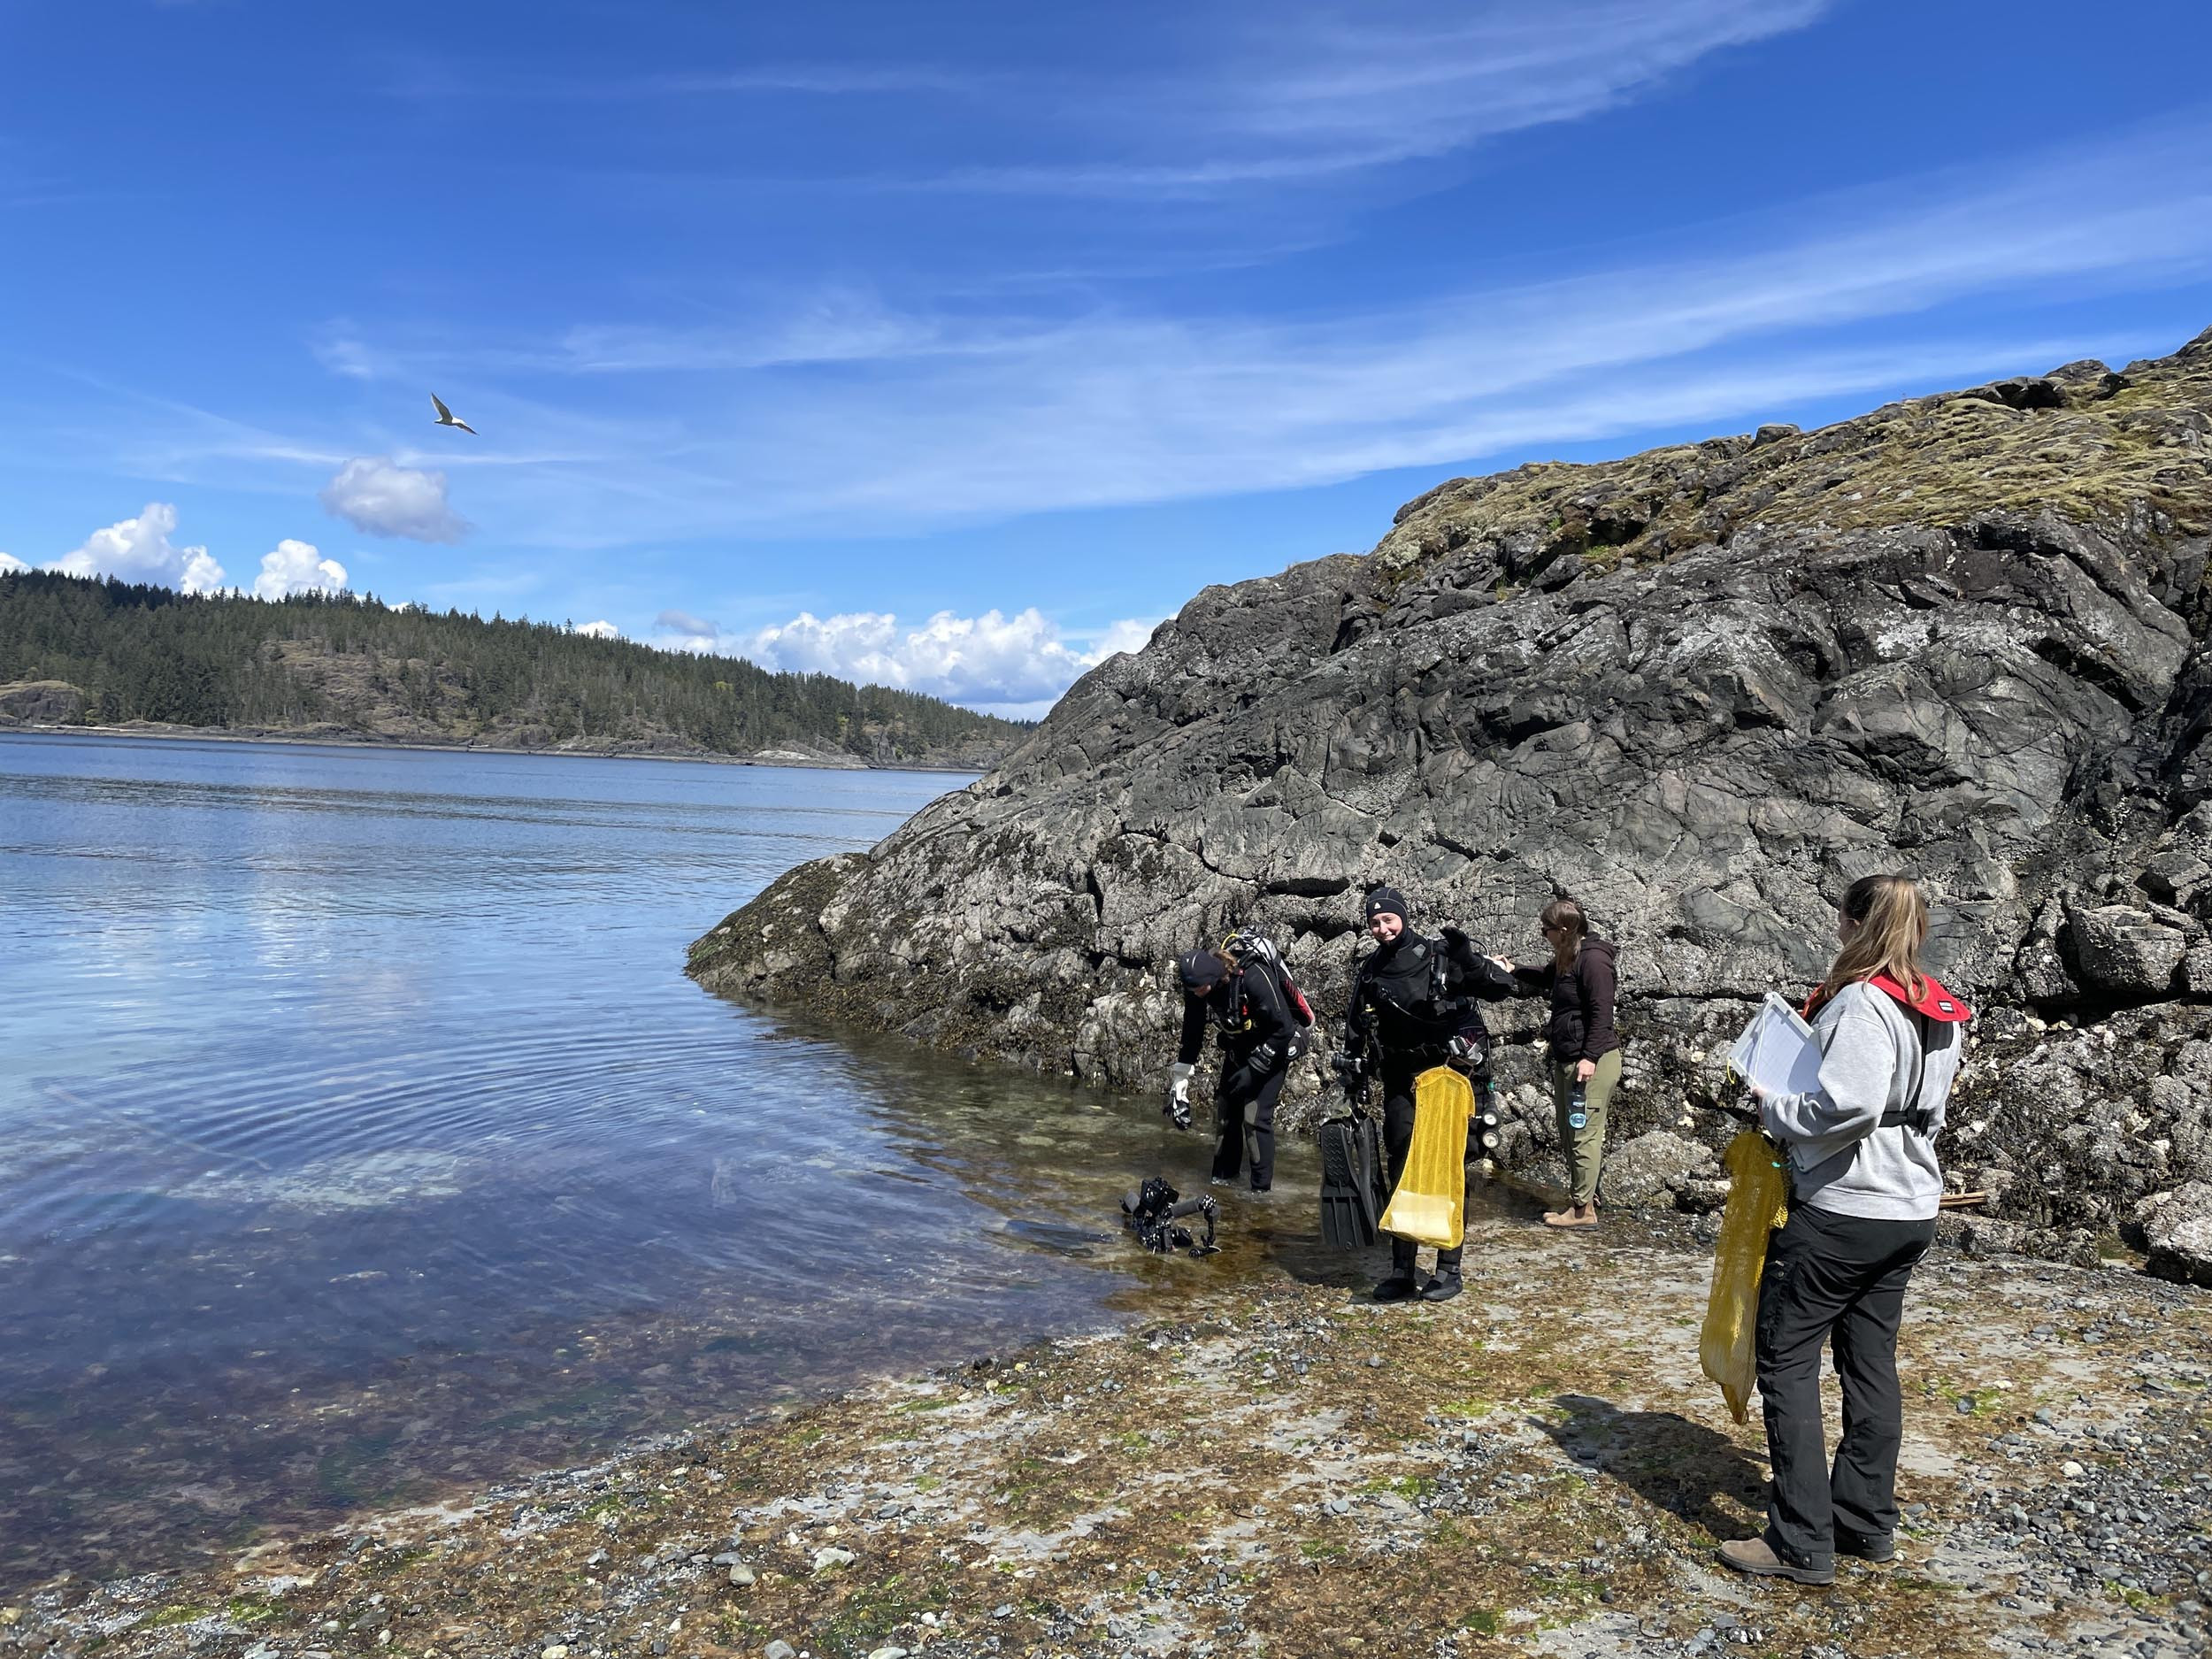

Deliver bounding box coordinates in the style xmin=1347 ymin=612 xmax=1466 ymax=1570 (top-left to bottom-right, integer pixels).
xmin=1717 ymin=1537 xmax=1833 ymax=1586
xmin=1544 ymin=1201 xmax=1600 ymax=1228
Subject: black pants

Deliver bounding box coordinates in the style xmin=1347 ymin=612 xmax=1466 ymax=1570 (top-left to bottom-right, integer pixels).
xmin=1379 ymin=1059 xmax=1483 ymax=1275
xmin=1212 ymin=1048 xmax=1287 ymax=1190
xmin=1755 ymin=1202 xmax=1936 ymax=1569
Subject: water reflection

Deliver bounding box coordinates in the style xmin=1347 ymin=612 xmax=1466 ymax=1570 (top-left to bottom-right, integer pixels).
xmin=0 ymin=735 xmax=1332 ymax=1594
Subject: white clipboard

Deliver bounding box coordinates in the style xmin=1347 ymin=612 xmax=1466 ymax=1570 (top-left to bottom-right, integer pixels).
xmin=1728 ymin=991 xmax=1825 ymax=1100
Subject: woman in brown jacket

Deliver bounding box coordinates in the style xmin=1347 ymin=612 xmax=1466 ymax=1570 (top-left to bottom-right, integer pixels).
xmin=1502 ymin=898 xmax=1622 ymax=1227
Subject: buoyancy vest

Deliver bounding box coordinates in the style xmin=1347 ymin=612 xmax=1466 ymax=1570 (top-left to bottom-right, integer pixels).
xmin=1358 ymin=933 xmax=1482 ymax=1062
xmin=1207 ymin=931 xmax=1311 ymax=1061
xmin=1801 ymin=972 xmax=1972 ymax=1134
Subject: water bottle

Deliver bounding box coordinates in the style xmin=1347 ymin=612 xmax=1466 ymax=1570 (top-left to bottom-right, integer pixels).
xmin=1568 ymin=1082 xmax=1588 ymax=1133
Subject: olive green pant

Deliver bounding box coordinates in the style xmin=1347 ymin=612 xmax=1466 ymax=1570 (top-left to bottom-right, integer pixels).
xmin=1549 ymin=1048 xmax=1621 ymax=1207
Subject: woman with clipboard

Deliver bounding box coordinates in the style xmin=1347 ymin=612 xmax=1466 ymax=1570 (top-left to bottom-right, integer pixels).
xmin=1719 ymin=873 xmax=1971 ymax=1587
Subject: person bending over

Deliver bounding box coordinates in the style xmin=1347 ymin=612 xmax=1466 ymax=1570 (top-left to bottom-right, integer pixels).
xmin=1721 ymin=872 xmax=1970 ymax=1586
xmin=1342 ymin=887 xmax=1514 ymax=1303
xmin=1502 ymin=897 xmax=1621 ymax=1228
xmin=1169 ymin=938 xmax=1297 ymax=1193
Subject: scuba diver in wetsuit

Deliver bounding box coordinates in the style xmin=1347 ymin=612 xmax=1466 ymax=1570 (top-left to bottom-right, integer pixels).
xmin=1341 ymin=887 xmax=1514 ymax=1303
xmin=1169 ymin=939 xmax=1299 ymax=1192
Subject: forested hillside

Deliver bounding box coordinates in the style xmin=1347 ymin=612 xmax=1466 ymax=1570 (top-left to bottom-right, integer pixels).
xmin=0 ymin=572 xmax=1020 ymax=767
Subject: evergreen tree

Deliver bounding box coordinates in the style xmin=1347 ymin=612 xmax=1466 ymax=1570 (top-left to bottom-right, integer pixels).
xmin=0 ymin=572 xmax=1029 ymax=762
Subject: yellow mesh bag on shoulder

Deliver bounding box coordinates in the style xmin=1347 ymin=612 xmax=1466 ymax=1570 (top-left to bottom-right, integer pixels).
xmin=1700 ymin=1130 xmax=1790 ymax=1424
xmin=1379 ymin=1065 xmax=1472 ymax=1250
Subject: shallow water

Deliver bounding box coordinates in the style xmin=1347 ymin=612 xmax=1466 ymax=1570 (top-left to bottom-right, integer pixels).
xmin=0 ymin=734 xmax=1355 ymax=1593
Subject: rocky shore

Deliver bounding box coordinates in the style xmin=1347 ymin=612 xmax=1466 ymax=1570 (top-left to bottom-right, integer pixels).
xmin=689 ymin=327 xmax=2212 ymax=1279
xmin=10 ymin=1202 xmax=2207 ymax=1659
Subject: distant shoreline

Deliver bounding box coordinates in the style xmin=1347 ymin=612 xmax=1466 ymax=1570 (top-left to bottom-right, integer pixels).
xmin=0 ymin=721 xmax=990 ymax=775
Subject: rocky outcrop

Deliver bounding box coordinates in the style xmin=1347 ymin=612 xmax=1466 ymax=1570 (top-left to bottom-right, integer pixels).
xmin=690 ymin=328 xmax=2212 ymax=1260
xmin=0 ymin=680 xmax=86 ymax=727
xmin=2136 ymin=1182 xmax=2212 ymax=1286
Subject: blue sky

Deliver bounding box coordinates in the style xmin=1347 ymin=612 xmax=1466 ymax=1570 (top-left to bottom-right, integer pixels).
xmin=4 ymin=2 xmax=2212 ymax=716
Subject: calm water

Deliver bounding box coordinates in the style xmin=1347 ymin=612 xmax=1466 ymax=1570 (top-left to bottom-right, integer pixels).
xmin=0 ymin=734 xmax=1330 ymax=1593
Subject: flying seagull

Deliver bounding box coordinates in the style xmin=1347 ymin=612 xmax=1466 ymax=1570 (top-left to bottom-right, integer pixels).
xmin=430 ymin=393 xmax=476 ymax=434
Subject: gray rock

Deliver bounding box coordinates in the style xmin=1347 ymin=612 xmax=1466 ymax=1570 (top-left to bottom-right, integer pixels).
xmin=1601 ymin=1130 xmax=1714 ymax=1208
xmin=688 ymin=332 xmax=2212 ymax=1271
xmin=810 ymin=1545 xmax=856 ymax=1573
xmin=2069 ymin=905 xmax=2187 ymax=996
xmin=2139 ymin=1183 xmax=2212 ymax=1286
xmin=0 ymin=679 xmax=87 ymax=728
xmin=764 ymin=1643 xmax=798 ymax=1659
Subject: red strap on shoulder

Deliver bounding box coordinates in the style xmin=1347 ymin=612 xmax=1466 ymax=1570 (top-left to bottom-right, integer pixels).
xmin=1868 ymin=972 xmax=1972 ymax=1023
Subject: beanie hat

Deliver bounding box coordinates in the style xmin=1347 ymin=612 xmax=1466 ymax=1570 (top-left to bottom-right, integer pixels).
xmin=1363 ymin=887 xmax=1409 ymax=925
xmin=1178 ymin=949 xmax=1231 ymax=992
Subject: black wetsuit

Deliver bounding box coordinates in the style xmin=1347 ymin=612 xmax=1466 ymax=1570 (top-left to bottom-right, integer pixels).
xmin=1344 ymin=929 xmax=1513 ymax=1276
xmin=1178 ymin=959 xmax=1297 ymax=1191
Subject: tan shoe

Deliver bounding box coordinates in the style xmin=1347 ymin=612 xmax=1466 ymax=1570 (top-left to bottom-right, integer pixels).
xmin=1544 ymin=1202 xmax=1600 ymax=1228
xmin=1717 ymin=1537 xmax=1833 ymax=1586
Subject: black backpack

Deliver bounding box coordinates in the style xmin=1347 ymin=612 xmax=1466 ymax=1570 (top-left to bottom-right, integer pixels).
xmin=1224 ymin=926 xmax=1316 ymax=1059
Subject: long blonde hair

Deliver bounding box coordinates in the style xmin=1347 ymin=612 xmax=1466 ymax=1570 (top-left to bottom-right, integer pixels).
xmin=1818 ymin=873 xmax=1929 ymax=1006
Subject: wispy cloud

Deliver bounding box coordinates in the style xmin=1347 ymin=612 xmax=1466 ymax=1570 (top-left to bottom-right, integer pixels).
xmin=925 ymin=0 xmax=1832 ymax=196
xmin=68 ymin=116 xmax=2212 ymax=552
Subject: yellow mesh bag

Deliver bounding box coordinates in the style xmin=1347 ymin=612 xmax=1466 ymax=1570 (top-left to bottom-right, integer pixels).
xmin=1379 ymin=1065 xmax=1472 ymax=1250
xmin=1700 ymin=1130 xmax=1791 ymax=1425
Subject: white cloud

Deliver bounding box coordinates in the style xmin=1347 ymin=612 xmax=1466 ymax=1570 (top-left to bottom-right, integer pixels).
xmin=0 ymin=552 xmax=27 ymax=574
xmin=733 ymin=607 xmax=1158 ymax=714
xmin=51 ymin=503 xmax=227 ymax=593
xmin=251 ymin=539 xmax=348 ymax=601
xmin=319 ymin=456 xmax=467 ymax=542
xmin=574 ymin=619 xmax=620 ymax=639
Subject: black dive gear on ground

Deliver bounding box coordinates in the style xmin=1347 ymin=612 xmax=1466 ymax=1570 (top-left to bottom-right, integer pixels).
xmin=1119 ymin=1178 xmax=1220 ymax=1256
xmin=1316 ymin=1116 xmax=1386 ymax=1248
xmin=1346 ymin=926 xmax=1513 ymax=1281
xmin=1176 ymin=933 xmax=1301 ymax=1192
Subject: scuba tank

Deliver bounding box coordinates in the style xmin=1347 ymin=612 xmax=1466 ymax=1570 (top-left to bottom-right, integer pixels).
xmin=1475 ymin=1080 xmax=1502 ymax=1152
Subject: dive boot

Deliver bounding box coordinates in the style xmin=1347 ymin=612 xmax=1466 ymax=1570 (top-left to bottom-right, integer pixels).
xmin=1371 ymin=1273 xmax=1422 ymax=1302
xmin=1420 ymin=1265 xmax=1463 ymax=1302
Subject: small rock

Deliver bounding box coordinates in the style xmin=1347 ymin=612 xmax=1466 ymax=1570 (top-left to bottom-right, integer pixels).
xmin=729 ymin=1563 xmax=757 ymax=1586
xmin=764 ymin=1643 xmax=797 ymax=1659
xmin=543 ymin=1647 xmax=570 ymax=1659
xmin=867 ymin=1648 xmax=910 ymax=1659
xmin=811 ymin=1546 xmax=856 ymax=1573
xmin=2062 ymin=1460 xmax=2085 ymax=1479
xmin=993 ymin=1602 xmax=1015 ymax=1618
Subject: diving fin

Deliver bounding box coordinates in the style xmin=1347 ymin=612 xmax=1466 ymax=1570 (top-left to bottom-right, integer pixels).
xmin=1317 ymin=1118 xmax=1380 ymax=1248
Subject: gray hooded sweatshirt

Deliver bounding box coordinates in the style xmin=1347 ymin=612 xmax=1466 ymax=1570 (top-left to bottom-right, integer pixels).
xmin=1760 ymin=980 xmax=1960 ymax=1221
